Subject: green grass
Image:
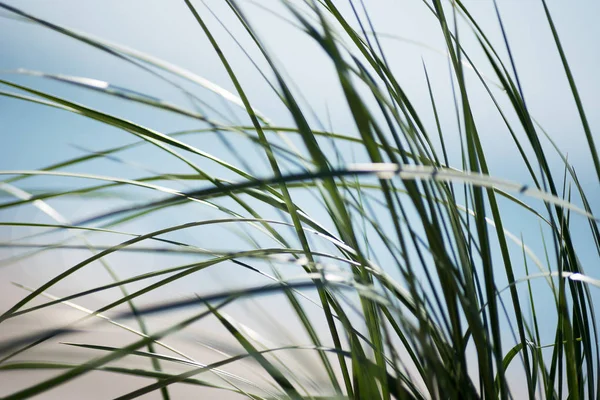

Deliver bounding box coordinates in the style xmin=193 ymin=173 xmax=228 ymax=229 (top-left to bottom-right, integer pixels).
xmin=0 ymin=0 xmax=598 ymax=399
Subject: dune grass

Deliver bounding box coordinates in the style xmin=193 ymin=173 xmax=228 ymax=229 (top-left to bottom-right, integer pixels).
xmin=0 ymin=0 xmax=598 ymax=399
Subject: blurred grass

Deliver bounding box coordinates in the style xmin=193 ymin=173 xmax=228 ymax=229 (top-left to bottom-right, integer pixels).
xmin=0 ymin=0 xmax=598 ymax=399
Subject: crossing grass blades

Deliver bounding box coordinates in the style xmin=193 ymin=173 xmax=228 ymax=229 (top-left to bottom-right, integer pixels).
xmin=0 ymin=0 xmax=599 ymax=399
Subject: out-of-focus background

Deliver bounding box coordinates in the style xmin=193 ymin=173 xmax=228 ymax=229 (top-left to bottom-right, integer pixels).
xmin=1 ymin=1 xmax=599 ymax=398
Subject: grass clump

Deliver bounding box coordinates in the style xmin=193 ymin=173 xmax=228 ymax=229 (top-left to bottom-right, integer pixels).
xmin=0 ymin=0 xmax=598 ymax=399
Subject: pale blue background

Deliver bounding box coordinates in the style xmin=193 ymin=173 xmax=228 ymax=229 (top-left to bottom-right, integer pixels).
xmin=1 ymin=0 xmax=599 ymax=397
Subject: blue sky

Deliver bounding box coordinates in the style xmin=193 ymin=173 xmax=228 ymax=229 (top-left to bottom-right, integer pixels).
xmin=2 ymin=0 xmax=599 ymax=177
